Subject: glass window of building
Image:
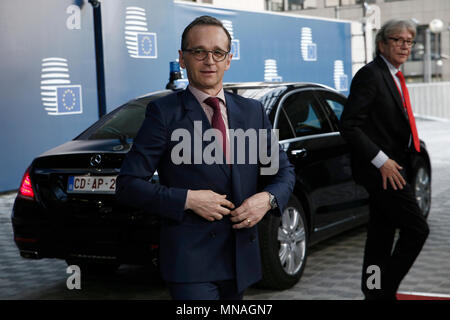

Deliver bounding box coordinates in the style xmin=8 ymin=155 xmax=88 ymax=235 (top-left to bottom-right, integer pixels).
xmin=265 ymin=0 xmax=314 ymax=11
xmin=409 ymin=25 xmax=441 ymax=61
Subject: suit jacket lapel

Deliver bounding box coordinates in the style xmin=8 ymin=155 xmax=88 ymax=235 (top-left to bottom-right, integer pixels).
xmin=376 ymin=56 xmax=410 ymax=124
xmin=181 ymin=89 xmax=211 ymax=131
xmin=225 ymin=92 xmax=245 ymax=206
xmin=181 ymin=89 xmax=231 ymax=179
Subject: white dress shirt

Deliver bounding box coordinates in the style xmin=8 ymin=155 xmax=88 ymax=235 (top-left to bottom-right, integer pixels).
xmin=188 ymin=85 xmax=231 ymax=164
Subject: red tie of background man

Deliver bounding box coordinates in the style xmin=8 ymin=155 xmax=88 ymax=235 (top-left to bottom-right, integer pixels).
xmin=204 ymin=97 xmax=228 ymax=161
xmin=395 ymin=71 xmax=421 ymax=152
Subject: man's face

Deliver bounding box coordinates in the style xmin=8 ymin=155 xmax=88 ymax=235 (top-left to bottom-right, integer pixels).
xmin=179 ymin=25 xmax=232 ymax=95
xmin=379 ymin=28 xmax=414 ymax=69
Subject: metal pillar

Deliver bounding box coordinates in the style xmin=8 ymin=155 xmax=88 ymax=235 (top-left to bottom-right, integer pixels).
xmin=424 ymin=28 xmax=432 ymax=83
xmin=89 ymin=0 xmax=107 ymax=118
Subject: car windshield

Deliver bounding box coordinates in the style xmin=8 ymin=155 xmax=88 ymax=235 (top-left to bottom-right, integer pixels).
xmin=77 ymin=87 xmax=287 ymax=141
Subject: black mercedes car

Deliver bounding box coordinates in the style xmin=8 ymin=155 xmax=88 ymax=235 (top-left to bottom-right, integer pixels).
xmin=12 ymin=82 xmax=432 ymax=290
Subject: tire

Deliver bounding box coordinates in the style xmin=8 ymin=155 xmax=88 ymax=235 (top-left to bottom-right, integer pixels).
xmin=410 ymin=156 xmax=432 ymax=219
xmin=65 ymin=259 xmax=120 ymax=275
xmin=257 ymin=195 xmax=309 ymax=290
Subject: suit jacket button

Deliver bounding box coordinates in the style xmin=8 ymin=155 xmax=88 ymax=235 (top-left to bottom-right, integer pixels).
xmin=250 ymin=235 xmax=256 ymax=242
xmin=210 ymin=232 xmax=216 ymax=238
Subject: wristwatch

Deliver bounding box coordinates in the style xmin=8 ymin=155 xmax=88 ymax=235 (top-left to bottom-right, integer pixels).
xmin=268 ymin=192 xmax=278 ymax=210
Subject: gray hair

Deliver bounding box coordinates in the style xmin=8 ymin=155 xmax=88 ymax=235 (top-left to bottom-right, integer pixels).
xmin=375 ymin=19 xmax=417 ymax=56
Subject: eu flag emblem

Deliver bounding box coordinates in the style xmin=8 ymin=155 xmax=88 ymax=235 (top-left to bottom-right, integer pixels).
xmin=339 ymin=74 xmax=348 ymax=91
xmin=56 ymin=85 xmax=82 ymax=115
xmin=137 ymin=32 xmax=157 ymax=58
xmin=306 ymin=43 xmax=317 ymax=61
xmin=231 ymin=39 xmax=240 ymax=60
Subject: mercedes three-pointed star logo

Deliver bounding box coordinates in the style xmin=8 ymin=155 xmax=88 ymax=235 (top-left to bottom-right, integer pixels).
xmin=90 ymin=154 xmax=102 ymax=167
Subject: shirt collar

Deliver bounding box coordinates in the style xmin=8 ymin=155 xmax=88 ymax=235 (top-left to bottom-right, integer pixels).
xmin=380 ymin=54 xmax=400 ymax=76
xmin=188 ymin=85 xmax=226 ymax=106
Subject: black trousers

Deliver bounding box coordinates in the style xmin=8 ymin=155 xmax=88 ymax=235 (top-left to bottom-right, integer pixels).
xmin=361 ymin=180 xmax=429 ymax=300
xmin=167 ymin=279 xmax=244 ymax=300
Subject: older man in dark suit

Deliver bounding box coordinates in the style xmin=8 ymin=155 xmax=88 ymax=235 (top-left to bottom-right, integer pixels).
xmin=340 ymin=19 xmax=429 ymax=300
xmin=116 ymin=16 xmax=295 ymax=300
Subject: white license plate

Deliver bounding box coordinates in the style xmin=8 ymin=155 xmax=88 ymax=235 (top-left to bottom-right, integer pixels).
xmin=67 ymin=176 xmax=117 ymax=194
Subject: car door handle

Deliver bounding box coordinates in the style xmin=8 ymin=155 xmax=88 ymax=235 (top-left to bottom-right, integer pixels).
xmin=291 ymin=148 xmax=307 ymax=158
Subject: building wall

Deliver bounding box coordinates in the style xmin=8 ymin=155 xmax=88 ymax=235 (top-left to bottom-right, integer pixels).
xmin=0 ymin=0 xmax=354 ymax=192
xmin=293 ymin=0 xmax=450 ymax=81
xmin=180 ymin=0 xmax=450 ymax=81
xmin=196 ymin=0 xmax=266 ymax=11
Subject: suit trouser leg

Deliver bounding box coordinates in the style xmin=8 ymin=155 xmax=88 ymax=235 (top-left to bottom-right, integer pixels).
xmin=167 ymin=280 xmax=244 ymax=300
xmin=362 ymin=198 xmax=396 ymax=299
xmin=361 ymin=182 xmax=429 ymax=299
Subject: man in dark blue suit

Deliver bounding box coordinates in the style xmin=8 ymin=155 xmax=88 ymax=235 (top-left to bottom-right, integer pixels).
xmin=116 ymin=16 xmax=295 ymax=300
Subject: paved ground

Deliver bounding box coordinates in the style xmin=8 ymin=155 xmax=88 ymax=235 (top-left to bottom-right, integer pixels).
xmin=0 ymin=118 xmax=449 ymax=300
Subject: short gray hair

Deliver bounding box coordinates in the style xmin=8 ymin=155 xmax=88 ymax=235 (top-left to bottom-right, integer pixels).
xmin=375 ymin=19 xmax=416 ymax=56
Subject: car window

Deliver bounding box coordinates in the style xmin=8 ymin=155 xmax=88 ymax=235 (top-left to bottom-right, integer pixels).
xmin=317 ymin=91 xmax=346 ymax=121
xmin=276 ymin=108 xmax=296 ymax=140
xmin=76 ymin=91 xmax=171 ymax=140
xmin=77 ymin=102 xmax=147 ymax=140
xmin=233 ymin=86 xmax=287 ymax=115
xmin=277 ymin=90 xmax=330 ymax=138
xmin=326 ymin=99 xmax=344 ymax=120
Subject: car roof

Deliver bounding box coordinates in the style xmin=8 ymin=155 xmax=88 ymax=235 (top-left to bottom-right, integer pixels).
xmin=76 ymin=81 xmax=344 ymax=141
xmin=132 ymin=81 xmax=338 ymax=102
xmin=223 ymin=81 xmax=320 ymax=89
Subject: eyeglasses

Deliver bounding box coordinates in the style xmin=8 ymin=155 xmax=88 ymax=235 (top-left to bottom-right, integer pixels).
xmin=388 ymin=37 xmax=416 ymax=48
xmin=183 ymin=48 xmax=230 ymax=62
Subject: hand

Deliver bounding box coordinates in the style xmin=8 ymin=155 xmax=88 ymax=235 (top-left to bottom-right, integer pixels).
xmin=379 ymin=159 xmax=406 ymax=190
xmin=185 ymin=190 xmax=235 ymax=222
xmin=230 ymin=192 xmax=272 ymax=229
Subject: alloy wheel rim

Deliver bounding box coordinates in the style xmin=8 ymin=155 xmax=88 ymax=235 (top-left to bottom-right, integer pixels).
xmin=415 ymin=167 xmax=431 ymax=216
xmin=277 ymin=206 xmax=306 ymax=275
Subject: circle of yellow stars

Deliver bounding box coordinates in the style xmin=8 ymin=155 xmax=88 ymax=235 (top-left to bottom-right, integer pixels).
xmin=62 ymin=89 xmax=76 ymax=111
xmin=140 ymin=36 xmax=153 ymax=55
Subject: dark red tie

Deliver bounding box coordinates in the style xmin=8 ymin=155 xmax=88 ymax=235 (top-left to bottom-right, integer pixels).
xmin=396 ymin=71 xmax=420 ymax=152
xmin=204 ymin=97 xmax=228 ymax=161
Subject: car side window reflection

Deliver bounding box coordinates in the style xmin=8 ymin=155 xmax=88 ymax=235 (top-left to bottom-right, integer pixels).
xmin=318 ymin=91 xmax=346 ymax=121
xmin=326 ymin=99 xmax=344 ymax=120
xmin=276 ymin=108 xmax=296 ymax=140
xmin=278 ymin=91 xmax=329 ymax=138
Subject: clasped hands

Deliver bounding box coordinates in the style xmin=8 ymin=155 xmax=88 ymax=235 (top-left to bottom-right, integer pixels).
xmin=380 ymin=158 xmax=406 ymax=190
xmin=185 ymin=190 xmax=272 ymax=228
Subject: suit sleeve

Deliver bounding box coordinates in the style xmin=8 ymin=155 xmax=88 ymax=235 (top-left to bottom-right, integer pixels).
xmin=116 ymin=101 xmax=187 ymax=222
xmin=340 ymin=66 xmax=382 ymax=162
xmin=257 ymin=102 xmax=296 ymax=216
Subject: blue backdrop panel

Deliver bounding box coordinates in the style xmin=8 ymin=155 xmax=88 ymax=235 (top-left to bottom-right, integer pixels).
xmin=0 ymin=1 xmax=353 ymax=192
xmin=101 ymin=0 xmax=176 ymax=112
xmin=174 ymin=3 xmax=352 ymax=94
xmin=0 ymin=0 xmax=98 ymax=191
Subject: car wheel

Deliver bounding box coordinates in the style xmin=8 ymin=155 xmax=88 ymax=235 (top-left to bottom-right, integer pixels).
xmin=65 ymin=259 xmax=120 ymax=275
xmin=257 ymin=195 xmax=308 ymax=290
xmin=411 ymin=156 xmax=431 ymax=218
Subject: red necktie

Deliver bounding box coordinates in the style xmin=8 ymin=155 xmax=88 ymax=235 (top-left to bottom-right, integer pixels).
xmin=204 ymin=97 xmax=228 ymax=161
xmin=395 ymin=71 xmax=420 ymax=152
